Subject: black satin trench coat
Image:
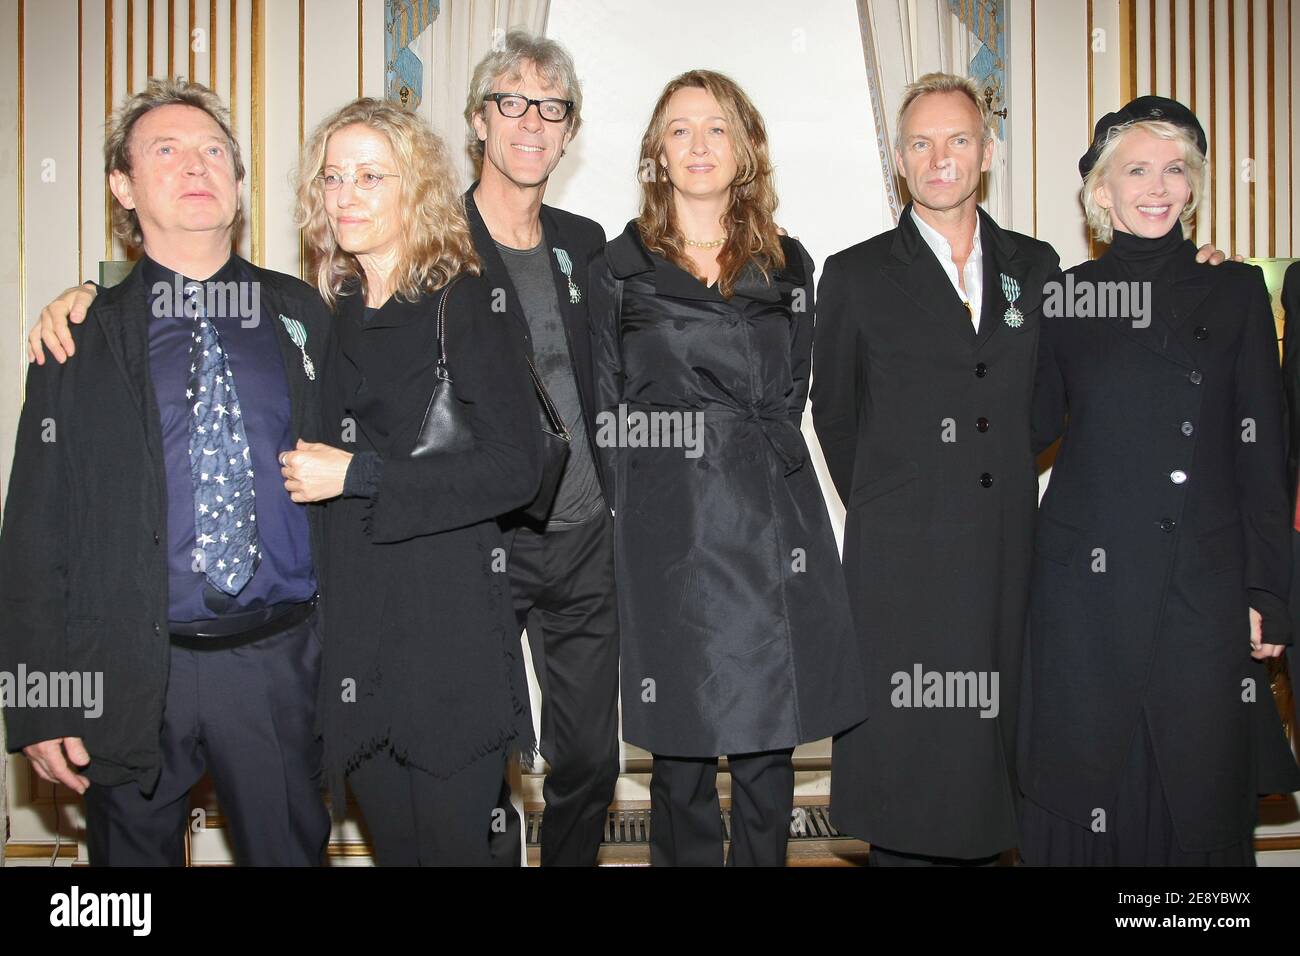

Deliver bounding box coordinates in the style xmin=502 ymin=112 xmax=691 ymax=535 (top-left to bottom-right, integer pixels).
xmin=588 ymin=222 xmax=867 ymax=757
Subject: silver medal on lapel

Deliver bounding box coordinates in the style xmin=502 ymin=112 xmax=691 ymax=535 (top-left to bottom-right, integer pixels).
xmin=1000 ymin=273 xmax=1024 ymax=328
xmin=554 ymin=247 xmax=582 ymax=304
xmin=279 ymin=314 xmax=315 ymax=380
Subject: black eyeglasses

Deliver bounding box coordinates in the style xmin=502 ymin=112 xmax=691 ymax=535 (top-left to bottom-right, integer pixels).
xmin=483 ymin=93 xmax=573 ymax=122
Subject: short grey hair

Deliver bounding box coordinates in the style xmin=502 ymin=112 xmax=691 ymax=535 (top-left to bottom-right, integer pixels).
xmin=1080 ymin=118 xmax=1207 ymax=244
xmin=463 ymin=30 xmax=582 ymax=170
xmin=105 ymin=76 xmax=245 ymax=248
xmin=895 ymin=71 xmax=992 ymax=149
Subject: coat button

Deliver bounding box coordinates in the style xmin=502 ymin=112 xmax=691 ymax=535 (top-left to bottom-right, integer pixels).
xmin=153 ymin=531 xmax=160 ymax=545
xmin=976 ymin=417 xmax=990 ymax=432
xmin=1180 ymin=421 xmax=1193 ymax=436
xmin=1159 ymin=518 xmax=1176 ymax=532
xmin=974 ymin=363 xmax=988 ymax=378
xmin=152 ymin=621 xmax=161 ymax=635
xmin=1188 ymin=370 xmax=1203 ymax=385
xmin=1170 ymin=469 xmax=1188 ymax=484
xmin=1193 ymin=326 xmax=1209 ymax=340
xmin=979 ymin=473 xmax=993 ymax=488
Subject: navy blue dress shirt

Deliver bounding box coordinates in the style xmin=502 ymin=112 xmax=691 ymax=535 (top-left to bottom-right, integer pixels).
xmin=143 ymin=254 xmax=316 ymax=623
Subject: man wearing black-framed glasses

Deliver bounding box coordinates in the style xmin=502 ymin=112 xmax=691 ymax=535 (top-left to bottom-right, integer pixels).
xmin=464 ymin=31 xmax=619 ymax=869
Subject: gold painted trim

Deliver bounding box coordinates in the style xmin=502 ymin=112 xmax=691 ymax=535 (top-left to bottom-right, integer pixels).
xmin=18 ymin=0 xmax=25 ymax=394
xmin=1171 ymin=0 xmax=1177 ymax=98
xmin=1087 ymin=0 xmax=1094 ymax=136
xmin=1087 ymin=0 xmax=1095 ymax=259
xmin=1190 ymin=0 xmax=1196 ymax=115
xmin=78 ymin=0 xmax=83 ymax=281
xmin=3 ymin=842 xmax=81 ymax=859
xmin=1120 ymin=0 xmax=1133 ymax=103
xmin=209 ymin=0 xmax=215 ymax=89
xmin=1149 ymin=0 xmax=1157 ymax=92
xmin=1031 ymin=0 xmax=1037 ymax=236
xmin=168 ymin=0 xmax=174 ymax=78
xmin=1247 ymin=0 xmax=1255 ymax=257
xmin=1229 ymin=0 xmax=1236 ymax=250
xmin=229 ymin=0 xmax=236 ymax=134
xmin=187 ymin=0 xmax=194 ymax=82
xmin=127 ymin=0 xmax=133 ymax=93
xmin=1210 ymin=0 xmax=1217 ymax=244
xmin=251 ymin=0 xmax=263 ymax=265
xmin=105 ymin=0 xmax=113 ymax=258
xmin=357 ymin=0 xmax=364 ymax=97
xmin=1266 ymin=0 xmax=1274 ymax=257
xmin=1289 ymin=0 xmax=1293 ymax=255
xmin=147 ymin=0 xmax=153 ymax=77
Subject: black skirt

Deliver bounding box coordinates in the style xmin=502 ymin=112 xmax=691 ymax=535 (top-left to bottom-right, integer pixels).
xmin=1018 ymin=714 xmax=1256 ymax=866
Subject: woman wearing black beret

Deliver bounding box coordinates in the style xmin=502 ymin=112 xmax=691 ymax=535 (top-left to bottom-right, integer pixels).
xmin=1019 ymin=96 xmax=1300 ymax=865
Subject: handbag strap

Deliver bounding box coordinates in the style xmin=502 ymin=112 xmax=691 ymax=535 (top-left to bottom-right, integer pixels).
xmin=434 ymin=276 xmax=460 ymax=368
xmin=526 ymin=355 xmax=571 ymax=439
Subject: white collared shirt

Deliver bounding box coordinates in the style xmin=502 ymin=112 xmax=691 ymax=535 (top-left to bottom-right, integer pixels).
xmin=910 ymin=207 xmax=984 ymax=331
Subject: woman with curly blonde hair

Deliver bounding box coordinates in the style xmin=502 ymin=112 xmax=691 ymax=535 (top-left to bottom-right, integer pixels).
xmin=589 ymin=71 xmax=867 ymax=866
xmin=280 ymin=98 xmax=542 ymax=865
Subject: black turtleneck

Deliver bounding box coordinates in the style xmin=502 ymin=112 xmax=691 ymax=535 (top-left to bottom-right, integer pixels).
xmin=1104 ymin=221 xmax=1189 ymax=281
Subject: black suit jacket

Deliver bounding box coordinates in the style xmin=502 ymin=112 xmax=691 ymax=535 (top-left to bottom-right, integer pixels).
xmin=463 ymin=184 xmax=607 ymax=500
xmin=0 ymin=257 xmax=331 ymax=790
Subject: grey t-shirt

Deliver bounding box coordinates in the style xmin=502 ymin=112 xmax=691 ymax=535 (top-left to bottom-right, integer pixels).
xmin=496 ymin=239 xmax=605 ymax=529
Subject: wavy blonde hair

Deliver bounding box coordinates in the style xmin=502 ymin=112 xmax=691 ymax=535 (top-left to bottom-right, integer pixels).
xmin=1081 ymin=118 xmax=1207 ymax=244
xmin=636 ymin=70 xmax=784 ymax=299
xmin=295 ymin=98 xmax=479 ymax=307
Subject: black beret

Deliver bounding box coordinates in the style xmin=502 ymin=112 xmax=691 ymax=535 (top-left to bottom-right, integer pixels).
xmin=1078 ymin=95 xmax=1207 ymax=178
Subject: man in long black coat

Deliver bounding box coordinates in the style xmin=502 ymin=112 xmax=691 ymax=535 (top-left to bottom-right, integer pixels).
xmin=812 ymin=74 xmax=1061 ymax=864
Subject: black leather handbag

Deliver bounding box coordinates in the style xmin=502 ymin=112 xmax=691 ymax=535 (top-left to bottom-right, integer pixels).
xmin=411 ymin=278 xmax=572 ymax=521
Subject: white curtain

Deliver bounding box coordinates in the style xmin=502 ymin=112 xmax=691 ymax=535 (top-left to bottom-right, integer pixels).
xmin=858 ymin=0 xmax=1009 ymax=225
xmin=412 ymin=0 xmax=552 ymax=189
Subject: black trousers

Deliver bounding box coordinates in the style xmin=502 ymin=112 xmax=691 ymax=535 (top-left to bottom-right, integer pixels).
xmin=84 ymin=612 xmax=329 ymax=866
xmin=348 ymin=749 xmax=507 ymax=866
xmin=491 ymin=508 xmax=621 ymax=866
xmin=649 ymin=749 xmax=795 ymax=867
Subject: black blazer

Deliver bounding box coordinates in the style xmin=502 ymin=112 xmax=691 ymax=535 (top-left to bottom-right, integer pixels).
xmin=463 ymin=184 xmax=607 ymax=499
xmin=0 ymin=257 xmax=331 ymax=790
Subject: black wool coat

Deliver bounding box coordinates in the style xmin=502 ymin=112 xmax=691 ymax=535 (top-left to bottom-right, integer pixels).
xmin=0 ymin=258 xmax=330 ymax=792
xmin=812 ymin=204 xmax=1060 ymax=858
xmin=1022 ymin=245 xmax=1300 ymax=851
xmin=315 ymin=274 xmax=541 ymax=801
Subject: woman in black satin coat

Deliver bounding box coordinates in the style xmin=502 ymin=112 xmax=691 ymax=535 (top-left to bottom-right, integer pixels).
xmin=1019 ymin=96 xmax=1300 ymax=865
xmin=588 ymin=71 xmax=866 ymax=867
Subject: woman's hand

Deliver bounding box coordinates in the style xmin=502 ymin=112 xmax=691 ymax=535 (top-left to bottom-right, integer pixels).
xmin=281 ymin=439 xmax=352 ymax=502
xmin=1249 ymin=607 xmax=1285 ymax=660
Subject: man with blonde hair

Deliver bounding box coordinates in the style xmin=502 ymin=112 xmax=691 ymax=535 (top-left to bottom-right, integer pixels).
xmin=5 ymin=78 xmax=331 ymax=865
